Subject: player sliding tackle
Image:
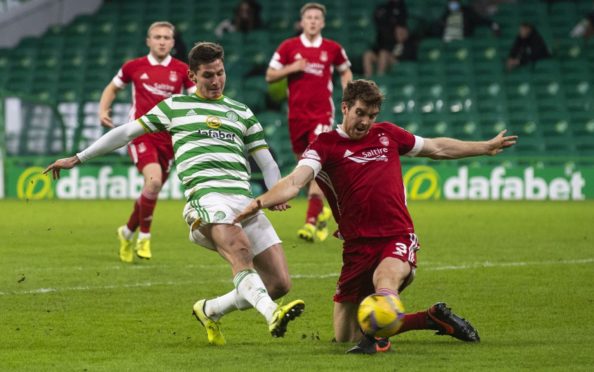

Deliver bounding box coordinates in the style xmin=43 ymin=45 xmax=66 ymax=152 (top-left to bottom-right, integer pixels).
xmin=44 ymin=42 xmax=304 ymax=345
xmin=235 ymin=79 xmax=517 ymax=354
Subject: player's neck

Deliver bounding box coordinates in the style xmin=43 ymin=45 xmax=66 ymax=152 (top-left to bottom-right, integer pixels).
xmin=304 ymin=33 xmax=320 ymax=43
xmin=150 ymin=52 xmax=169 ymax=63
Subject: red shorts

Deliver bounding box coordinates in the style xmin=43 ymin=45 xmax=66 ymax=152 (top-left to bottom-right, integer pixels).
xmin=288 ymin=117 xmax=332 ymax=155
xmin=128 ymin=133 xmax=174 ymax=183
xmin=333 ymin=233 xmax=420 ymax=304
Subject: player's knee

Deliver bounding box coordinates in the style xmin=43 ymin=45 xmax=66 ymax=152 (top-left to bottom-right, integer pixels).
xmin=145 ymin=178 xmax=163 ymax=193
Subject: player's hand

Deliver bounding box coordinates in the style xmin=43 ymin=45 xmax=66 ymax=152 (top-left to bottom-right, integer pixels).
xmin=99 ymin=108 xmax=114 ymax=129
xmin=42 ymin=156 xmax=81 ymax=180
xmin=234 ymin=199 xmax=263 ymax=224
xmin=269 ymin=202 xmax=291 ymax=212
xmin=291 ymin=58 xmax=308 ymax=73
xmin=487 ymin=130 xmax=518 ymax=156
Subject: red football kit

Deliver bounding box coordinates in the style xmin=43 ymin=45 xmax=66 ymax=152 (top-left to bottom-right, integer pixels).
xmin=269 ymin=34 xmax=351 ymax=154
xmin=113 ymin=54 xmax=195 ymax=178
xmin=299 ymin=122 xmax=425 ymax=302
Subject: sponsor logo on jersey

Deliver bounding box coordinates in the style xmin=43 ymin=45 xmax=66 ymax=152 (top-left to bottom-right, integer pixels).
xmin=138 ymin=143 xmax=147 ymax=153
xmin=343 ymin=149 xmax=354 ymax=158
xmin=304 ymin=62 xmax=324 ymax=77
xmin=303 ymin=149 xmax=321 ymax=161
xmin=140 ymin=73 xmax=149 ymax=80
xmin=169 ymin=71 xmax=178 ymax=82
xmin=225 ymin=111 xmax=239 ymax=122
xmin=320 ymin=50 xmax=328 ymax=62
xmin=197 ymin=129 xmax=236 ymax=142
xmin=206 ymin=115 xmax=222 ymax=129
xmin=143 ymin=83 xmax=175 ymax=97
xmin=345 ymin=147 xmax=388 ymax=163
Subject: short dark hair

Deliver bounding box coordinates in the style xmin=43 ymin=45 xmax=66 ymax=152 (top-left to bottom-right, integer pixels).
xmin=188 ymin=42 xmax=224 ymax=71
xmin=342 ymin=80 xmax=384 ymax=109
xmin=300 ymin=2 xmax=326 ymax=17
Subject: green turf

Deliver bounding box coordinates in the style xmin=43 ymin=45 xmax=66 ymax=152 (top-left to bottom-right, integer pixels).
xmin=1 ymin=199 xmax=593 ymax=371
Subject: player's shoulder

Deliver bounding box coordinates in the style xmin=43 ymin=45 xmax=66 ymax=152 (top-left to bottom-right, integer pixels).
xmin=221 ymin=95 xmax=250 ymax=112
xmin=169 ymin=57 xmax=189 ymax=70
xmin=375 ymin=121 xmax=406 ymax=133
xmin=316 ymin=130 xmax=340 ymax=145
xmin=322 ymin=37 xmax=344 ymax=50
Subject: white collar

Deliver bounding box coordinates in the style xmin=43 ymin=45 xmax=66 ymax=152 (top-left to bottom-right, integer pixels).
xmin=147 ymin=53 xmax=172 ymax=66
xmin=300 ymin=33 xmax=323 ymax=47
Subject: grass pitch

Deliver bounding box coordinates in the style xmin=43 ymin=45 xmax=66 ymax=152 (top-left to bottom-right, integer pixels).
xmin=1 ymin=198 xmax=593 ymax=371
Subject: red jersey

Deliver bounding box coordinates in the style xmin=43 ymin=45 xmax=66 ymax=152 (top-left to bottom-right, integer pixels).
xmin=113 ymin=54 xmax=195 ymax=144
xmin=299 ymin=122 xmax=424 ymax=240
xmin=269 ymin=34 xmax=350 ymax=123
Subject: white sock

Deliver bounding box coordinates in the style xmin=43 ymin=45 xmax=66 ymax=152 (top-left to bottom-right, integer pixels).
xmin=234 ymin=269 xmax=278 ymax=323
xmin=138 ymin=232 xmax=151 ymax=240
xmin=204 ymin=290 xmax=251 ymax=321
xmin=121 ymin=225 xmax=134 ymax=240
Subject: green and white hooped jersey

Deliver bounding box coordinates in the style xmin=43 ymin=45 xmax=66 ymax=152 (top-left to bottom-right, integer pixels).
xmin=137 ymin=94 xmax=268 ymax=201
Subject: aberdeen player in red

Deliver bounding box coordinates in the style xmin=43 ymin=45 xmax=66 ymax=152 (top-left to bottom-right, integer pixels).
xmin=266 ymin=2 xmax=352 ymax=243
xmin=98 ymin=21 xmax=196 ymax=262
xmin=235 ymin=79 xmax=517 ymax=354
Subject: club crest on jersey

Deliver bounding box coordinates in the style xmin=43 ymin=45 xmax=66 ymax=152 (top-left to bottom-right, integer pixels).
xmin=320 ymin=51 xmax=328 ymax=62
xmin=169 ymin=71 xmax=178 ymax=82
xmin=225 ymin=111 xmax=239 ymax=122
xmin=380 ymin=136 xmax=389 ymax=146
xmin=206 ymin=115 xmax=222 ymax=129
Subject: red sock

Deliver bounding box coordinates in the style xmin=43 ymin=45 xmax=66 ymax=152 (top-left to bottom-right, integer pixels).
xmin=126 ymin=199 xmax=140 ymax=232
xmin=306 ymin=196 xmax=323 ymax=225
xmin=395 ymin=311 xmax=429 ymax=334
xmin=138 ymin=190 xmax=159 ymax=233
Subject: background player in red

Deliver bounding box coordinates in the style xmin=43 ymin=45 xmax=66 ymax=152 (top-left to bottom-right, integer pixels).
xmin=98 ymin=21 xmax=196 ymax=262
xmin=266 ymin=2 xmax=353 ymax=243
xmin=235 ymin=79 xmax=517 ymax=353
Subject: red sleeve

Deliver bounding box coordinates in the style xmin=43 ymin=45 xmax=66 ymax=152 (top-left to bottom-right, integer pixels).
xmin=181 ymin=63 xmax=194 ymax=89
xmin=332 ymin=42 xmax=349 ymax=67
xmin=275 ymin=40 xmax=291 ymax=66
xmin=119 ymin=60 xmax=133 ymax=84
xmin=382 ymin=123 xmax=416 ymax=155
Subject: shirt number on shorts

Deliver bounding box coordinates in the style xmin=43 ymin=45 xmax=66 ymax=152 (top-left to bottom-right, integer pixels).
xmin=393 ymin=243 xmax=408 ymax=257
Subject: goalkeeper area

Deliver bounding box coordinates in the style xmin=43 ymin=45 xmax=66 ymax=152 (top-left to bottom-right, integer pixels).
xmin=1 ymin=198 xmax=593 ymax=370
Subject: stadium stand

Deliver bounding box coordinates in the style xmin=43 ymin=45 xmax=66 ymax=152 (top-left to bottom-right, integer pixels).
xmin=0 ymin=0 xmax=593 ymax=169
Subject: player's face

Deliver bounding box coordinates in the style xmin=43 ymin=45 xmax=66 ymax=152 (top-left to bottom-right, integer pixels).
xmin=341 ymin=100 xmax=380 ymax=140
xmin=189 ymin=59 xmax=226 ymax=100
xmin=300 ymin=9 xmax=325 ymax=37
xmin=146 ymin=26 xmax=175 ymax=59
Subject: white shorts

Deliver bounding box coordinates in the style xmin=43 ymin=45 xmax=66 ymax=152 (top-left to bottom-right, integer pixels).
xmin=182 ymin=193 xmax=281 ymax=256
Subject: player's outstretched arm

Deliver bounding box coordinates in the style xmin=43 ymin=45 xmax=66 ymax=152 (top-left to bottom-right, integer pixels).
xmin=418 ymin=130 xmax=517 ymax=160
xmin=43 ymin=120 xmax=146 ymax=179
xmin=43 ymin=156 xmax=81 ymax=180
xmin=234 ymin=165 xmax=314 ymax=223
xmin=98 ymin=82 xmax=122 ymax=128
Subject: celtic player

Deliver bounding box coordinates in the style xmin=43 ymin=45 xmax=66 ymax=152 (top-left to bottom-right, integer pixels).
xmin=44 ymin=42 xmax=304 ymax=344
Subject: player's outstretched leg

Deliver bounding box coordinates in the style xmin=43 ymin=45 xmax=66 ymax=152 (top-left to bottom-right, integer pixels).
xmin=268 ymin=299 xmax=305 ymax=337
xmin=117 ymin=226 xmax=134 ymax=263
xmin=427 ymin=302 xmax=480 ymax=342
xmin=193 ymin=299 xmax=226 ymax=346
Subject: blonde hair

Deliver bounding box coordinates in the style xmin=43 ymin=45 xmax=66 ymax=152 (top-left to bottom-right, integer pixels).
xmin=300 ymin=2 xmax=326 ymax=17
xmin=147 ymin=21 xmax=175 ymax=37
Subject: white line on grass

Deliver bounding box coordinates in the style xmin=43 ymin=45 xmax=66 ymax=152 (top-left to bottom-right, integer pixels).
xmin=1 ymin=258 xmax=593 ymax=296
